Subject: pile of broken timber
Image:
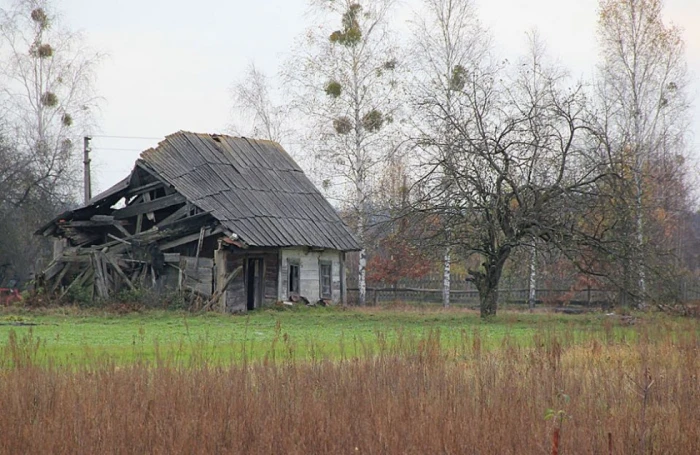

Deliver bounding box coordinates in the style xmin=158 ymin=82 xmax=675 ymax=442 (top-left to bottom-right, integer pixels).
xmin=41 ymin=214 xmax=223 ymax=301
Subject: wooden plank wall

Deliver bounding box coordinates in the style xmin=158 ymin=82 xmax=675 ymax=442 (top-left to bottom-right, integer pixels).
xmin=179 ymin=256 xmax=214 ymax=298
xmin=224 ymin=255 xmax=246 ymax=312
xmin=222 ymin=250 xmax=279 ymax=312
xmin=279 ymin=248 xmax=342 ymax=303
xmin=262 ymin=252 xmax=279 ymax=304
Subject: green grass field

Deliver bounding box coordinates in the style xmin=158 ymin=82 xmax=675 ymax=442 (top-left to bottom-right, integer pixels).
xmin=0 ymin=305 xmax=690 ymax=366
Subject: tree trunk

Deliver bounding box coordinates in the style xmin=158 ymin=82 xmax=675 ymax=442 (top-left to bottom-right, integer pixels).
xmin=479 ymin=285 xmax=498 ymax=317
xmin=634 ymin=172 xmax=647 ymax=309
xmin=471 ymin=249 xmax=510 ymax=318
xmin=442 ymin=246 xmax=451 ymax=308
xmin=528 ymin=246 xmax=537 ymax=311
xmin=358 ymin=247 xmax=366 ymax=306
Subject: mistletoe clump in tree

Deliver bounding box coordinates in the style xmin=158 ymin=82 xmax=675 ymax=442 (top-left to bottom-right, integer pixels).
xmin=287 ymin=0 xmax=402 ymax=305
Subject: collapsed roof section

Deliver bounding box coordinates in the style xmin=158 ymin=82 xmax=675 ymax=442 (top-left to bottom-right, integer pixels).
xmin=38 ymin=131 xmax=360 ymax=252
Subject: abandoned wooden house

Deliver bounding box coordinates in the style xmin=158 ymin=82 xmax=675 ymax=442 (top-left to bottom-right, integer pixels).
xmin=36 ymin=131 xmax=360 ymax=311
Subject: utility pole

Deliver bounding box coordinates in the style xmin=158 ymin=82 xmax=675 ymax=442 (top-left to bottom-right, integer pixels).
xmin=83 ymin=136 xmax=92 ymax=205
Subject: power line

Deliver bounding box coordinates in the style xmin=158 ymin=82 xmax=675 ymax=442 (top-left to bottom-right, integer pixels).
xmin=91 ymin=135 xmax=161 ymax=140
xmin=93 ymin=147 xmax=145 ymax=152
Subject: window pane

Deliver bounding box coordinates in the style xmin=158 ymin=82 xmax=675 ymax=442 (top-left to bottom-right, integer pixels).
xmin=320 ymin=262 xmax=331 ymax=298
xmin=288 ymin=263 xmax=299 ymax=294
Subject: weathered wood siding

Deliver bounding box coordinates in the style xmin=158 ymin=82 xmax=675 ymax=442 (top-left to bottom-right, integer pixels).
xmin=261 ymin=252 xmax=279 ymax=303
xmin=220 ymin=249 xmax=279 ymax=313
xmin=179 ymin=256 xmax=213 ymax=297
xmin=224 ymin=255 xmax=246 ymax=313
xmin=279 ymin=248 xmax=342 ymax=303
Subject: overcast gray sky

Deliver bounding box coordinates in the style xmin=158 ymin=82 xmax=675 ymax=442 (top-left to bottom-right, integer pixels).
xmin=42 ymin=0 xmax=700 ymax=193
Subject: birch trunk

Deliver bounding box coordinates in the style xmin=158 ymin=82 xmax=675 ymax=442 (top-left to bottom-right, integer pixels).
xmin=357 ymin=208 xmax=366 ymax=306
xmin=442 ymin=246 xmax=451 ymax=308
xmin=528 ymin=247 xmax=536 ymax=311
xmin=358 ymin=248 xmax=366 ymax=306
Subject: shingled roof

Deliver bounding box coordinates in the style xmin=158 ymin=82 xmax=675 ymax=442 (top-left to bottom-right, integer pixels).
xmin=135 ymin=131 xmax=360 ymax=251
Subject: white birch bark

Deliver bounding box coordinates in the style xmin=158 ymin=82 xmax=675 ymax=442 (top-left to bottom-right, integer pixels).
xmin=528 ymin=246 xmax=536 ymax=310
xmin=442 ymin=246 xmax=451 ymax=308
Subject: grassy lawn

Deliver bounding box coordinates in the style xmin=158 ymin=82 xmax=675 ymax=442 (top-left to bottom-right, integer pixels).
xmin=0 ymin=305 xmax=694 ymax=365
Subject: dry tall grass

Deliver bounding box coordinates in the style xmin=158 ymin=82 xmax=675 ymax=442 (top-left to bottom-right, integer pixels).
xmin=0 ymin=323 xmax=697 ymax=454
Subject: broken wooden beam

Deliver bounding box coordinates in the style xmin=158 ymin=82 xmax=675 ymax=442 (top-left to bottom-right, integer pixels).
xmin=102 ymin=253 xmax=136 ymax=291
xmin=194 ymin=226 xmax=206 ymax=272
xmin=112 ymin=222 xmax=132 ymax=238
xmin=142 ymin=191 xmax=156 ymax=222
xmin=43 ymin=260 xmax=65 ymax=281
xmin=125 ymin=181 xmax=164 ymax=197
xmin=49 ymin=263 xmax=70 ymax=293
xmin=113 ymin=193 xmax=186 ymax=220
xmin=57 ymin=268 xmax=88 ymax=301
xmin=159 ymin=226 xmax=223 ymax=250
xmin=156 ymin=203 xmax=191 ymax=228
xmin=92 ymin=253 xmax=109 ymax=299
xmin=201 ymin=265 xmax=242 ymax=312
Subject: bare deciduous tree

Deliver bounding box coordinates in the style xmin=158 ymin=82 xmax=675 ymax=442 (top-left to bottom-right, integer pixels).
xmin=286 ymin=0 xmax=402 ymax=305
xmin=412 ymin=38 xmax=614 ymax=317
xmin=229 ymin=62 xmax=289 ymax=144
xmin=0 ymin=0 xmax=101 ymax=206
xmin=596 ymin=0 xmax=691 ymax=307
xmin=0 ymin=0 xmax=101 ymax=285
xmin=409 ymin=0 xmax=490 ymax=308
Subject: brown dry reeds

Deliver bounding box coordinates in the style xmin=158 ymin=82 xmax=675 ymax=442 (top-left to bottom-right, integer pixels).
xmin=0 ymin=325 xmax=697 ymax=454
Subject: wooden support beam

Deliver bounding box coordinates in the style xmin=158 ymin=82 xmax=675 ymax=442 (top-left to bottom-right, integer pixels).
xmin=113 ymin=193 xmax=186 ymax=220
xmin=65 ymin=220 xmax=131 ymax=236
xmin=101 ymin=253 xmax=112 ymax=292
xmin=163 ymin=253 xmax=180 ymax=263
xmin=50 ymin=263 xmax=70 ymax=293
xmin=57 ymin=255 xmax=91 ymax=264
xmin=201 ymin=266 xmax=242 ymax=312
xmin=134 ymin=264 xmax=148 ymax=286
xmin=135 ymin=214 xmax=143 ymax=234
xmin=107 ymin=233 xmax=131 ymax=245
xmin=102 ymin=253 xmax=136 ymax=291
xmin=159 ymin=226 xmax=223 ymax=251
xmin=126 ymin=181 xmax=164 ymax=197
xmin=91 ymin=215 xmax=115 ymax=222
xmin=67 ymin=221 xmax=108 ymax=228
xmin=143 ymin=191 xmax=156 ymax=222
xmin=43 ymin=260 xmax=64 ymax=281
xmin=58 ymin=268 xmax=88 ymax=301
xmin=112 ymin=222 xmax=132 ymax=238
xmin=194 ymin=226 xmax=206 ymax=272
xmin=66 ymin=232 xmax=102 ymax=247
xmin=156 ymin=203 xmax=190 ymax=228
xmin=92 ymin=253 xmax=109 ymax=299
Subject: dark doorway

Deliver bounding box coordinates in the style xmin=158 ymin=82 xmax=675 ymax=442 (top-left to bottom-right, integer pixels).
xmin=246 ymin=258 xmax=263 ymax=310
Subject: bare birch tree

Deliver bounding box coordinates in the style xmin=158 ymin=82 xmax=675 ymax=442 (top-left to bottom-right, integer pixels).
xmin=229 ymin=62 xmax=289 ymax=144
xmin=409 ymin=0 xmax=489 ymax=308
xmin=596 ymin=0 xmax=691 ymax=307
xmin=0 ymin=0 xmax=101 ymax=206
xmin=286 ymin=0 xmax=402 ymax=305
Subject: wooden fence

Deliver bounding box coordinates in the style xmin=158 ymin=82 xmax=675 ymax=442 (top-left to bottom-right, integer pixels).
xmin=347 ymin=287 xmax=614 ymax=307
xmin=347 ymin=280 xmax=700 ymax=307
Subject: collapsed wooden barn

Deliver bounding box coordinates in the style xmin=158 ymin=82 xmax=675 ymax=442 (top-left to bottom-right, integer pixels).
xmin=35 ymin=131 xmax=360 ymax=311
